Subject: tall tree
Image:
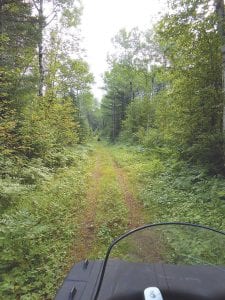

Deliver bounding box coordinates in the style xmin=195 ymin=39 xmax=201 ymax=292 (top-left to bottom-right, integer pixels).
xmin=31 ymin=0 xmax=82 ymax=96
xmin=155 ymin=0 xmax=224 ymax=171
xmin=102 ymin=28 xmax=163 ymax=140
xmin=215 ymin=0 xmax=225 ymax=138
xmin=0 ymin=0 xmax=38 ymax=154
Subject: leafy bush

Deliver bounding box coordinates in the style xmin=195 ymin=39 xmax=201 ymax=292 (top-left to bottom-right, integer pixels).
xmin=20 ymin=165 xmax=51 ymax=185
xmin=136 ymin=128 xmax=164 ymax=149
xmin=0 ymin=179 xmax=29 ymax=210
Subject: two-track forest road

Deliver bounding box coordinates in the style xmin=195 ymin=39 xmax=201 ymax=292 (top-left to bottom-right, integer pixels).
xmin=72 ymin=143 xmax=147 ymax=262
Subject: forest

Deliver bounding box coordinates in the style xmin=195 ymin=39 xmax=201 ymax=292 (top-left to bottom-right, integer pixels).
xmin=1 ymin=0 xmax=225 ymax=299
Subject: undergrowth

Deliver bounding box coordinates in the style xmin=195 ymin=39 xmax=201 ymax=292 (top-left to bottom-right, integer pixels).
xmin=0 ymin=146 xmax=92 ymax=299
xmin=110 ymin=144 xmax=225 ymax=231
xmin=2 ymin=142 xmax=225 ymax=299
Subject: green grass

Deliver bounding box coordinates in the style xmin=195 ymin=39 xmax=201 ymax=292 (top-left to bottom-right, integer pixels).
xmin=88 ymin=145 xmax=129 ymax=258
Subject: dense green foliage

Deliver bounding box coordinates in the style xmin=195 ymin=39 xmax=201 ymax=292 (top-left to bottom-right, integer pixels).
xmin=1 ymin=0 xmax=38 ymax=155
xmin=0 ymin=0 xmax=96 ymax=210
xmin=101 ymin=28 xmax=160 ymax=141
xmin=0 ymin=0 xmax=96 ymax=155
xmin=101 ymin=0 xmax=225 ymax=173
xmin=109 ymin=143 xmax=225 ymax=266
xmin=155 ymin=0 xmax=224 ymax=171
xmin=2 ymin=0 xmax=225 ymax=298
xmin=0 ymin=147 xmax=91 ymax=299
xmin=0 ymin=1 xmax=99 ymax=298
xmin=110 ymin=144 xmax=225 ymax=229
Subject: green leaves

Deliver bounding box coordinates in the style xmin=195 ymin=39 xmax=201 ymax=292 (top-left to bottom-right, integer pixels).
xmin=1 ymin=0 xmax=95 ymax=166
xmin=153 ymin=0 xmax=224 ymax=171
xmin=101 ymin=1 xmax=224 ymax=173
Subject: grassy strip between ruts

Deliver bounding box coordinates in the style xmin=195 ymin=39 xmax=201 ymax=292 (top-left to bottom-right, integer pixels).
xmin=109 ymin=144 xmax=225 ymax=231
xmin=0 ymin=147 xmax=92 ymax=300
xmin=87 ymin=145 xmax=129 ymax=259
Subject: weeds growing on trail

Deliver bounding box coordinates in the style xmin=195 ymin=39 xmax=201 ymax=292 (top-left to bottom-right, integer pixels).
xmin=88 ymin=148 xmax=129 ymax=258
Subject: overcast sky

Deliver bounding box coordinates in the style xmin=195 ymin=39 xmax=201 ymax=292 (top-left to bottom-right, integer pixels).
xmin=80 ymin=0 xmax=167 ymax=101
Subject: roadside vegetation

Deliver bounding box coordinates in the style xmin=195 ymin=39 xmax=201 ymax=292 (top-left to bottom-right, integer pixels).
xmin=0 ymin=147 xmax=92 ymax=299
xmin=110 ymin=144 xmax=225 ymax=230
xmin=3 ymin=141 xmax=225 ymax=299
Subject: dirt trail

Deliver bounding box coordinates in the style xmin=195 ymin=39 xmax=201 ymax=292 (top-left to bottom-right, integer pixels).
xmin=73 ymin=145 xmax=146 ymax=261
xmin=113 ymin=162 xmax=163 ymax=262
xmin=73 ymin=154 xmax=102 ymax=261
xmin=114 ymin=162 xmax=146 ymax=229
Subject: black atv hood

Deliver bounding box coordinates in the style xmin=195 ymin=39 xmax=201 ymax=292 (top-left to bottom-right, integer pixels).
xmin=55 ymin=259 xmax=225 ymax=300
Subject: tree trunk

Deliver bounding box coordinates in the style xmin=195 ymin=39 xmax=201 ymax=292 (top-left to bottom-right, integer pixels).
xmin=38 ymin=0 xmax=44 ymax=96
xmin=216 ymin=0 xmax=225 ymax=131
xmin=112 ymin=97 xmax=116 ymax=142
xmin=222 ymin=45 xmax=225 ymax=132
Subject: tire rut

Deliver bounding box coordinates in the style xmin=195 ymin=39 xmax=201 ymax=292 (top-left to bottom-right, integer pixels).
xmin=73 ymin=155 xmax=102 ymax=261
xmin=113 ymin=161 xmax=146 ymax=229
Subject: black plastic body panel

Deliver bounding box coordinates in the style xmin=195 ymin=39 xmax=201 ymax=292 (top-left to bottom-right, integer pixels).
xmin=54 ymin=260 xmax=225 ymax=300
xmin=55 ymin=260 xmax=103 ymax=300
